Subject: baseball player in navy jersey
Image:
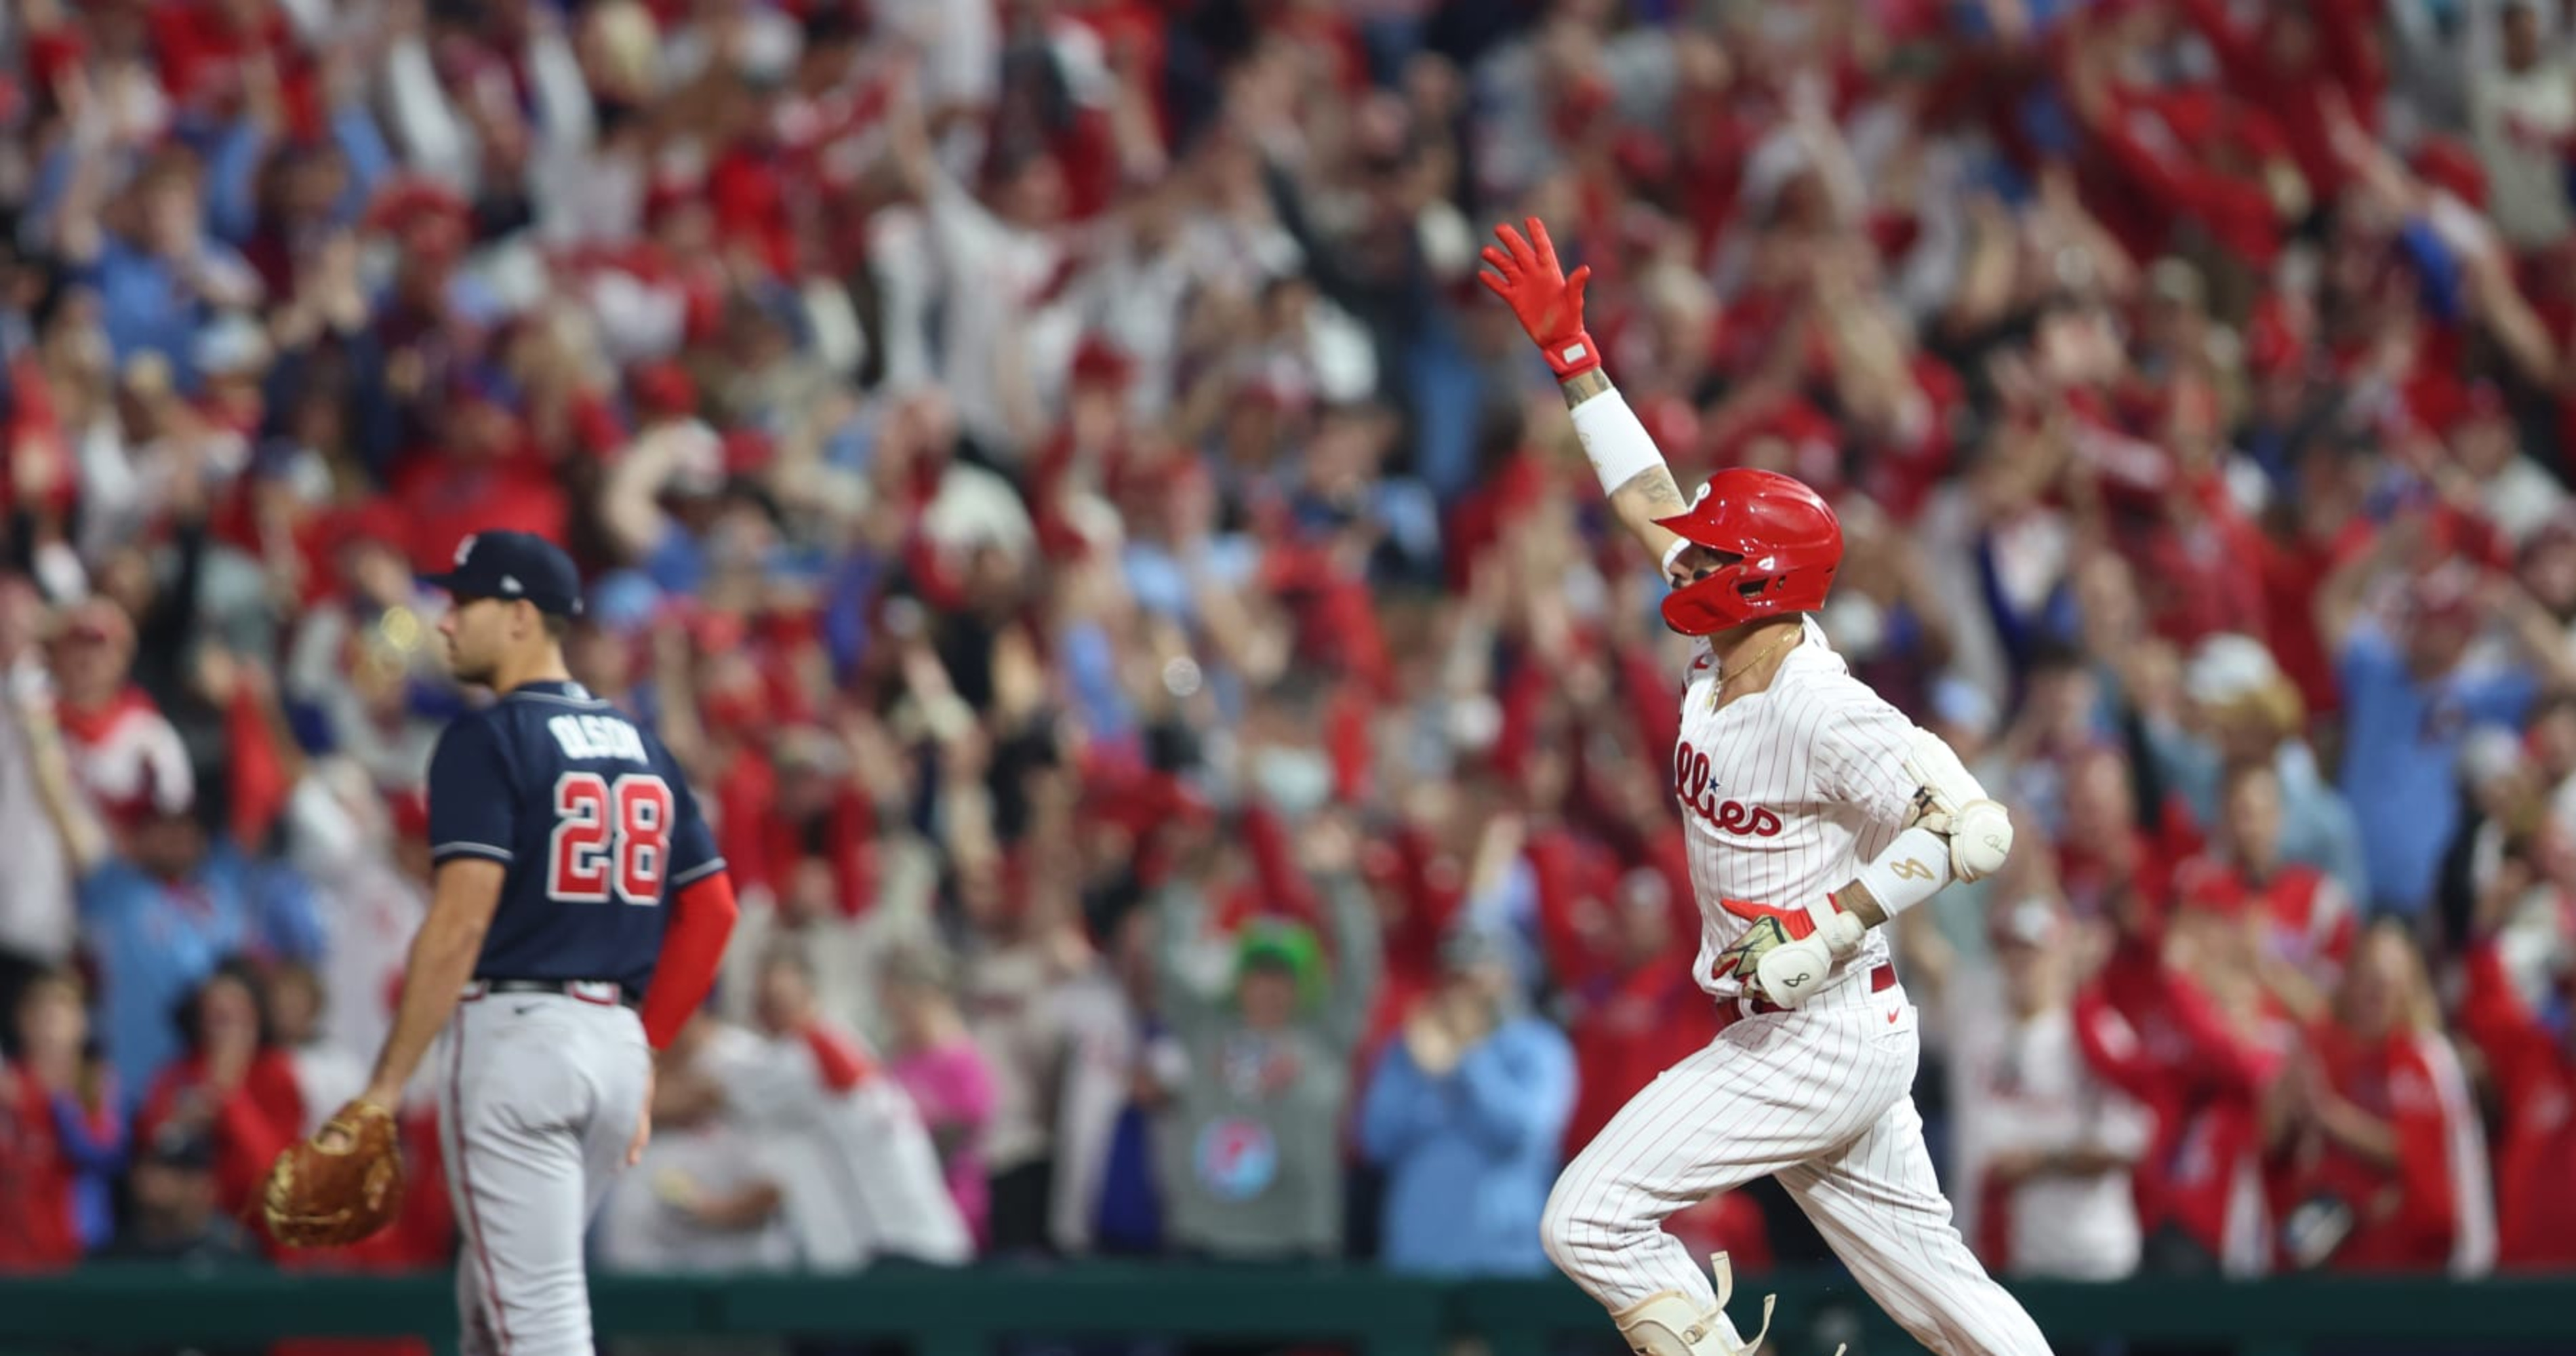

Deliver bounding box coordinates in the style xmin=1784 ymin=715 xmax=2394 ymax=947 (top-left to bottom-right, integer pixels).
xmin=331 ymin=532 xmax=740 ymax=1355
xmin=1484 ymin=222 xmax=2049 ymax=1356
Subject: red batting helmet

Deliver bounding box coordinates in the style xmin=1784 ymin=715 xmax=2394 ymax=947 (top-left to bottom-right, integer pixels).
xmin=1654 ymin=468 xmax=1843 ymax=635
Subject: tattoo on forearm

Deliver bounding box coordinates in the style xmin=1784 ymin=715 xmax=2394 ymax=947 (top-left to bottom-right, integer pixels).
xmin=1622 ymin=468 xmax=1687 ymax=513
xmin=1558 ymin=370 xmax=1613 ymax=407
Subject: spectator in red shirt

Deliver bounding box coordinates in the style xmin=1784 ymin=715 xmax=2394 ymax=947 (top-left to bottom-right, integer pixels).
xmin=0 ymin=968 xmax=123 ymax=1268
xmin=134 ymin=959 xmax=305 ymax=1230
xmin=2169 ymin=759 xmax=2358 ymax=1007
xmin=1558 ymin=869 xmax=1718 ymax=1159
xmin=2455 ymin=928 xmax=2576 ymax=1270
xmin=2276 ymin=922 xmax=2494 ymax=1273
xmin=2093 ymin=883 xmax=2289 ymax=1277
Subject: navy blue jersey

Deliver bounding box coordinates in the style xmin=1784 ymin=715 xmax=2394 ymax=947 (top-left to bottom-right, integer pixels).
xmin=425 ymin=680 xmax=723 ymax=991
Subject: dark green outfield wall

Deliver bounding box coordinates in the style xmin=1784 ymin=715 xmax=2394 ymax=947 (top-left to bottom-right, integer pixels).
xmin=4 ymin=1264 xmax=2572 ymax=1356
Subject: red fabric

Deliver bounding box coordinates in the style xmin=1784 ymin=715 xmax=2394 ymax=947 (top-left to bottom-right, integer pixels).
xmin=2453 ymin=944 xmax=2575 ymax=1269
xmin=1 ymin=355 xmax=79 ymax=522
xmin=1527 ymin=827 xmax=1624 ymax=986
xmin=2259 ymin=517 xmax=2373 ymax=718
xmin=1370 ymin=825 xmax=1466 ymax=1008
xmin=2079 ymin=80 xmax=2287 ymax=267
xmin=0 ymin=1067 xmax=84 ymax=1270
xmin=224 ymin=682 xmax=290 ymax=849
xmin=707 ymin=141 xmax=796 ymax=277
xmin=135 ymin=1050 xmax=306 ymax=1223
xmin=2054 ymin=827 xmax=2175 ymax=924
xmin=2094 ymin=935 xmax=2272 ymax=1243
xmin=1325 ymin=683 xmax=1375 ymax=805
xmin=755 ymin=788 xmax=876 ymax=918
xmin=639 ymin=870 xmax=741 ymax=1050
xmin=710 ymin=750 xmax=779 ymax=901
xmin=1561 ymin=962 xmax=1722 ymax=1157
xmin=149 ymin=0 xmax=299 ymax=114
xmin=2117 ymin=472 xmax=2273 ymax=645
xmin=2295 ymin=1026 xmax=2461 ymax=1271
xmin=2172 ymin=0 xmax=2382 ymax=201
xmin=1442 ymin=452 xmax=1548 ymax=592
xmin=1241 ymin=803 xmax=1323 ymax=928
xmin=2171 ymin=856 xmax=2357 ymax=977
xmin=801 ymin=1022 xmax=874 ymax=1094
xmin=52 ymin=684 xmax=162 ymax=751
xmin=388 ymin=456 xmax=571 ymax=576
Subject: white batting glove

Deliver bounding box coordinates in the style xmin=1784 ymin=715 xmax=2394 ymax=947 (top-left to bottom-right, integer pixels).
xmin=1904 ymin=729 xmax=2013 ymax=882
xmin=1752 ymin=911 xmax=1865 ymax=1009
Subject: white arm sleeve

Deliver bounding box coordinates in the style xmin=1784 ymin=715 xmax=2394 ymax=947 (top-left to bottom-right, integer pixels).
xmin=1849 ymin=825 xmax=1956 ymax=922
xmin=1569 ymin=388 xmax=1672 ymax=498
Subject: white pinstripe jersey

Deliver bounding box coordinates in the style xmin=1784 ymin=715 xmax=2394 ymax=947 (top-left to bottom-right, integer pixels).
xmin=1673 ymin=618 xmax=1925 ymax=998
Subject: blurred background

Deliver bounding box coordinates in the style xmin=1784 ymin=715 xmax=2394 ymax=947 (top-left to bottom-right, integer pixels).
xmin=1 ymin=0 xmax=2575 ymax=1351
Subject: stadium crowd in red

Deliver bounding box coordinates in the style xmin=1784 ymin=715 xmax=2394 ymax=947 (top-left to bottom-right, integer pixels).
xmin=0 ymin=0 xmax=2573 ymax=1292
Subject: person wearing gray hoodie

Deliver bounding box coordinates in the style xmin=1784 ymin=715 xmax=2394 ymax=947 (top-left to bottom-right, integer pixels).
xmin=1151 ymin=812 xmax=1378 ymax=1260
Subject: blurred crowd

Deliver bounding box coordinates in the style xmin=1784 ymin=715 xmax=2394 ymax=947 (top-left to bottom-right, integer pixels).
xmin=2 ymin=0 xmax=2575 ymax=1306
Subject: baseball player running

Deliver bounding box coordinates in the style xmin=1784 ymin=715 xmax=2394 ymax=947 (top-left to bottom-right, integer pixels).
xmin=1483 ymin=220 xmax=2049 ymax=1356
xmin=265 ymin=532 xmax=740 ymax=1355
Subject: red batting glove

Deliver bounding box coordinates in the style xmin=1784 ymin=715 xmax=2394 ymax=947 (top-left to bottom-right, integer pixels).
xmin=1478 ymin=217 xmax=1599 ymax=380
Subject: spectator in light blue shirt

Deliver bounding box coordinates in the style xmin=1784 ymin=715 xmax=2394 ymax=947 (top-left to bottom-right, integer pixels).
xmin=74 ymin=800 xmax=321 ymax=1108
xmin=2327 ymin=561 xmax=2569 ymax=916
xmin=62 ymin=161 xmax=264 ymax=387
xmin=2135 ymin=634 xmax=2369 ymax=899
xmin=1359 ymin=930 xmax=1575 ymax=1277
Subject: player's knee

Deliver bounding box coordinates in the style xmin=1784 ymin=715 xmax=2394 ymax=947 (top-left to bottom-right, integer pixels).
xmin=1539 ymin=1168 xmax=1628 ymax=1279
xmin=1539 ymin=1178 xmax=1584 ymax=1276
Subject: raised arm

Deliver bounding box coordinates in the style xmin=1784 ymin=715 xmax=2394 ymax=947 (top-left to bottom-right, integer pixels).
xmin=1479 ymin=218 xmax=1689 ymax=565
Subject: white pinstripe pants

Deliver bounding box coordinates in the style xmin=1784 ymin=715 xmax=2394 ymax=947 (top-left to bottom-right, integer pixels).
xmin=1542 ymin=979 xmax=2049 ymax=1356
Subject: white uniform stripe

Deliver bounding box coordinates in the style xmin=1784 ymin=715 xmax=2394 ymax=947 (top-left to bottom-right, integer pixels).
xmin=1543 ymin=619 xmax=2049 ymax=1355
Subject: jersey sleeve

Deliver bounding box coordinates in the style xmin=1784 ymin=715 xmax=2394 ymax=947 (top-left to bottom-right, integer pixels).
xmin=661 ymin=758 xmax=727 ymax=890
xmin=426 ymin=716 xmax=519 ymax=868
xmin=1813 ymin=692 xmax=1926 ymax=831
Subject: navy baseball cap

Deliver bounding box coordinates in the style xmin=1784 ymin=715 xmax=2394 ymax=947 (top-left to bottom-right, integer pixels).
xmin=423 ymin=531 xmax=586 ymax=618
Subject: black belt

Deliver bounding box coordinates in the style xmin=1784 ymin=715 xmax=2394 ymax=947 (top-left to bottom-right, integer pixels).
xmin=463 ymin=979 xmax=637 ymax=1008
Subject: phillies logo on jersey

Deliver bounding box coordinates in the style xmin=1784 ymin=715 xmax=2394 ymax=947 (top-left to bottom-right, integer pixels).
xmin=1672 ymin=741 xmax=1784 ymax=837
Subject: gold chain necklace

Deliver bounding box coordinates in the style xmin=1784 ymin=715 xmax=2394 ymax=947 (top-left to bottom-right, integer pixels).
xmin=1709 ymin=626 xmax=1803 ymax=709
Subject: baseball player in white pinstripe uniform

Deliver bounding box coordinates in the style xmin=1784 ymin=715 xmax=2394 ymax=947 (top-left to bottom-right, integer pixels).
xmin=1483 ymin=222 xmax=2051 ymax=1355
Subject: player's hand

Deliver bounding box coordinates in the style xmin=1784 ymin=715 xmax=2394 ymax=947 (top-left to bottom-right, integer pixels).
xmin=1403 ymin=1006 xmax=1462 ymax=1076
xmin=627 ymin=1060 xmax=656 ymax=1166
xmin=1753 ymin=933 xmax=1839 ymax=1008
xmin=1719 ymin=903 xmax=1864 ymax=1008
xmin=1478 ymin=218 xmax=1600 ymax=380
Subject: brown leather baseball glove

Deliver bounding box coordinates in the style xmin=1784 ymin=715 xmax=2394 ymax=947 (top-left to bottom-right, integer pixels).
xmin=260 ymin=1098 xmax=404 ymax=1248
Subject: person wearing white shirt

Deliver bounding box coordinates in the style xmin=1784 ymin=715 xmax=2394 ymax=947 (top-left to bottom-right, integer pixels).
xmin=1946 ymin=898 xmax=2155 ymax=1281
xmin=0 ymin=579 xmax=75 ymax=1019
xmin=2471 ymin=1 xmax=2576 ymax=247
xmin=698 ymin=949 xmax=973 ymax=1270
